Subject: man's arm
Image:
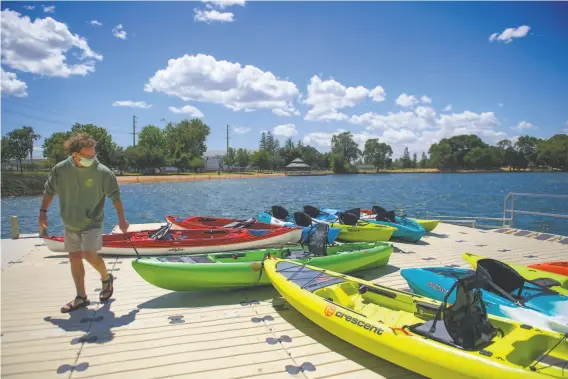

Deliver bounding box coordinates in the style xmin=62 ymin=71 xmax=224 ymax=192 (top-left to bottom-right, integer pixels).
xmin=39 ymin=167 xmax=57 ymax=234
xmin=103 ymin=170 xmax=129 ymax=232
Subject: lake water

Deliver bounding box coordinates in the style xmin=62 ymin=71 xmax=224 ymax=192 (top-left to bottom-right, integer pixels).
xmin=2 ymin=173 xmax=568 ymax=238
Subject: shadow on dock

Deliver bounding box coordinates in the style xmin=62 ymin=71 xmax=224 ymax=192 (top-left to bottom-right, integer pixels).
xmin=272 ymin=301 xmax=424 ymax=378
xmin=349 ymin=264 xmax=401 ymax=282
xmin=137 ymin=286 xmax=278 ymax=309
xmin=44 ymin=299 xmax=138 ymax=344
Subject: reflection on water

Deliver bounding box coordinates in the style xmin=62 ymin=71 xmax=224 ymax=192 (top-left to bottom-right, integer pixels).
xmin=2 ymin=172 xmax=567 ymax=238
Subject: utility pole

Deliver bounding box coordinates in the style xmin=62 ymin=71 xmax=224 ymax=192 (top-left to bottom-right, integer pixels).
xmin=226 ymin=124 xmax=230 ymax=155
xmin=132 ymin=115 xmax=137 ymax=146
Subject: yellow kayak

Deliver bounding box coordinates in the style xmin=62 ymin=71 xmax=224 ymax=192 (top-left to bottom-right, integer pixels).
xmin=328 ymin=221 xmax=396 ymax=242
xmin=264 ymin=257 xmax=568 ymax=379
xmin=412 ymin=218 xmax=440 ymax=232
xmin=463 ymin=253 xmax=568 ymax=296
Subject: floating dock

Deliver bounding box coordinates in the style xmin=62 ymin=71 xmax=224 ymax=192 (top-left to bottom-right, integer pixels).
xmin=1 ymin=223 xmax=567 ymax=379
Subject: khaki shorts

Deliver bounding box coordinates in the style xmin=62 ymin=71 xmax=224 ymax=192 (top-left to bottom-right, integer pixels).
xmin=64 ymin=228 xmax=103 ymax=252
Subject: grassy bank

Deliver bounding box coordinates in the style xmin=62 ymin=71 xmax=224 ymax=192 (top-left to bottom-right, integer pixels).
xmin=1 ymin=172 xmax=48 ymax=197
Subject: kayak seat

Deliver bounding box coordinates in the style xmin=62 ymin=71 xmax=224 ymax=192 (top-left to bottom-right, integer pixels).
xmin=303 ymin=205 xmax=320 ymax=218
xmin=317 ymin=286 xmax=355 ymax=310
xmin=409 ymin=272 xmax=498 ymax=351
xmin=293 ymin=212 xmax=314 ymax=227
xmin=222 ymin=218 xmax=256 ymax=229
xmin=281 ymin=249 xmax=309 ymax=259
xmin=272 ymin=205 xmax=290 ymax=220
xmin=375 ymin=211 xmax=397 ymax=224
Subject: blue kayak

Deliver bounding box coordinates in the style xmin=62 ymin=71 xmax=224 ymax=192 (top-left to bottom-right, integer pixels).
xmin=401 ymin=265 xmax=568 ymax=333
xmin=304 ymin=206 xmax=425 ymax=243
xmin=257 ymin=210 xmax=341 ymax=244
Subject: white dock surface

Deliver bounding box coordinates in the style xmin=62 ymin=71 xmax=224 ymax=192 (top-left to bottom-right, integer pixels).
xmin=1 ymin=223 xmax=567 ymax=379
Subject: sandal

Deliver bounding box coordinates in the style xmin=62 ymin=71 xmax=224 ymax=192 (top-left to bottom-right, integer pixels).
xmin=99 ymin=273 xmax=114 ymax=303
xmin=61 ymin=295 xmax=90 ymax=313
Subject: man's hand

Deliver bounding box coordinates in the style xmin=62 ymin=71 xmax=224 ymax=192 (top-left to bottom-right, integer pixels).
xmin=118 ymin=218 xmax=129 ymax=234
xmin=39 ymin=212 xmax=48 ymax=236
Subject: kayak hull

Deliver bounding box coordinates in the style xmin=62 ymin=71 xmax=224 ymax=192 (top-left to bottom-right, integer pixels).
xmin=132 ymin=242 xmax=393 ymax=291
xmin=463 ymin=253 xmax=568 ymax=295
xmin=264 ymin=259 xmax=568 ymax=379
xmin=528 ymin=262 xmax=568 ymax=277
xmin=411 ymin=219 xmax=439 ymax=232
xmin=43 ymin=227 xmax=303 ymax=256
xmin=327 ymin=222 xmax=396 ymax=242
xmin=165 ymin=216 xmax=282 ymax=230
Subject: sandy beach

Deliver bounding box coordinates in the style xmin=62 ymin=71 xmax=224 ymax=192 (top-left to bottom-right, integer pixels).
xmin=116 ymin=172 xmax=286 ymax=184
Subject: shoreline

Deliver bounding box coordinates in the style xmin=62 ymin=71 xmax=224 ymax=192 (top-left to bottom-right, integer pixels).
xmin=116 ymin=172 xmax=286 ymax=184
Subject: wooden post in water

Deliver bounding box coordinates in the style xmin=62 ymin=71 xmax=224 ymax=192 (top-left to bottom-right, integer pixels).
xmin=11 ymin=216 xmax=19 ymax=239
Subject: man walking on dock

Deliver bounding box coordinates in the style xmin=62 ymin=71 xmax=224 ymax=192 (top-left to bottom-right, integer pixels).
xmin=39 ymin=132 xmax=129 ymax=313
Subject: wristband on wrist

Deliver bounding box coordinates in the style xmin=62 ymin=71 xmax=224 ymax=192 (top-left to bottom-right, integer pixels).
xmin=40 ymin=209 xmax=47 ymax=213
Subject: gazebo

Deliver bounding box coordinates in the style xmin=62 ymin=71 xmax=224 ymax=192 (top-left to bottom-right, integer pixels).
xmin=285 ymin=158 xmax=312 ymax=172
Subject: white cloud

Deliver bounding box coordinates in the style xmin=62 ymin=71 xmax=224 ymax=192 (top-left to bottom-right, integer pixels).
xmin=112 ymin=24 xmax=127 ymax=40
xmin=113 ymin=101 xmax=152 ymax=109
xmin=512 ymin=121 xmax=536 ymax=130
xmin=194 ymin=9 xmax=234 ymax=23
xmin=443 ymin=104 xmax=452 ymax=112
xmin=489 ymin=25 xmax=531 ymax=43
xmin=1 ymin=67 xmax=28 ymax=97
xmin=23 ymin=5 xmax=35 ymax=10
xmin=145 ymin=54 xmax=299 ymax=115
xmin=43 ymin=5 xmax=55 ymax=13
xmin=90 ymin=20 xmax=103 ymax=26
xmin=232 ymin=126 xmax=251 ymax=134
xmin=304 ymin=75 xmax=369 ymax=121
xmin=421 ymin=95 xmax=432 ymax=104
xmin=168 ymin=105 xmax=204 ymax=118
xmin=395 ymin=93 xmax=419 ymax=108
xmin=303 ymin=130 xmax=343 ymax=149
xmin=273 ymin=124 xmax=297 ymax=138
xmin=1 ymin=9 xmax=103 ymax=77
xmin=272 ymin=108 xmax=299 ymax=117
xmin=202 ymin=0 xmax=246 ymax=9
xmin=347 ymin=108 xmax=507 ymax=156
xmin=369 ymin=86 xmax=386 ymax=102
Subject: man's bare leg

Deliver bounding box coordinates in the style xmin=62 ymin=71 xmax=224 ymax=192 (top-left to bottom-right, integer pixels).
xmin=61 ymin=251 xmax=88 ymax=312
xmin=84 ymin=251 xmax=113 ymax=301
xmin=83 ymin=251 xmax=109 ymax=281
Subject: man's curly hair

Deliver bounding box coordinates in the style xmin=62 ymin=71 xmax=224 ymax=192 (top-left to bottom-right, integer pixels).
xmin=64 ymin=133 xmax=97 ymax=155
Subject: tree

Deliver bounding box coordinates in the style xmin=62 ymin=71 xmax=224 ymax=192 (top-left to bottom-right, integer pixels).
xmin=223 ymin=147 xmax=236 ymax=168
xmin=42 ymin=131 xmax=72 ymax=163
xmin=164 ymin=119 xmax=211 ymax=172
xmin=515 ymin=136 xmax=541 ymax=168
xmin=251 ymin=150 xmax=271 ymax=170
xmin=331 ymin=132 xmax=360 ymax=163
xmin=463 ymin=146 xmax=503 ymax=169
xmin=189 ymin=157 xmax=205 ymax=172
xmin=264 ymin=131 xmax=280 ymax=156
xmin=419 ymin=152 xmax=428 ymax=168
xmin=363 ymin=139 xmax=393 ymax=172
xmin=329 ymin=152 xmax=347 ymax=173
xmin=299 ymin=145 xmax=321 ymax=168
xmin=1 ymin=138 xmax=14 ymax=164
xmin=401 ymin=147 xmax=412 ymax=169
xmin=412 ymin=152 xmax=418 ymax=169
xmin=536 ymin=134 xmax=568 ymax=171
xmin=429 ymin=141 xmax=457 ymax=169
xmin=236 ymin=148 xmax=250 ymax=169
xmin=138 ymin=125 xmax=166 ymax=151
xmin=259 ymin=132 xmax=267 ymax=151
xmin=284 ymin=137 xmax=295 ymax=151
xmin=6 ymin=127 xmax=34 ymax=173
xmin=20 ymin=126 xmax=41 ymax=164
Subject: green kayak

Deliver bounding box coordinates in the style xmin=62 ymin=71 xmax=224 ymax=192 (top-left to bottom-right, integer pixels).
xmin=132 ymin=241 xmax=393 ymax=291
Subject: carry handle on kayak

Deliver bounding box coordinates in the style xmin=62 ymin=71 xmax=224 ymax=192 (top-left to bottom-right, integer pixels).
xmin=358 ymin=284 xmax=397 ymax=299
xmin=214 ymin=252 xmax=247 ymax=259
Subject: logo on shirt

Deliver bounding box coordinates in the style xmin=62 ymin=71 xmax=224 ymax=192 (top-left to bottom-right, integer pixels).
xmin=85 ymin=178 xmax=93 ymax=188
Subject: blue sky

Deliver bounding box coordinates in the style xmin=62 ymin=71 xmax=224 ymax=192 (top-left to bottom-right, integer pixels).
xmin=2 ymin=1 xmax=567 ymax=158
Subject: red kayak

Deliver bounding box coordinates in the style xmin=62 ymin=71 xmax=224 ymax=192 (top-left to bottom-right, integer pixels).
xmin=165 ymin=216 xmax=282 ymax=230
xmin=43 ymin=225 xmax=302 ymax=256
xmin=528 ymin=261 xmax=568 ymax=277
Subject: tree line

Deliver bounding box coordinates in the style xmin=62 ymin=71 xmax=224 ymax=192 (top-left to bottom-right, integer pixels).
xmin=2 ymin=122 xmax=567 ymax=173
xmin=1 ymin=119 xmax=211 ymax=174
